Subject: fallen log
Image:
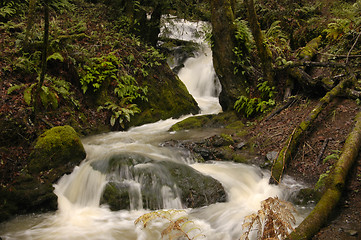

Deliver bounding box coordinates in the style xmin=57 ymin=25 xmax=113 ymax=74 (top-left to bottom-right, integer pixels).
xmin=270 ymin=77 xmax=351 ymax=184
xmin=287 ymin=111 xmax=361 ymax=239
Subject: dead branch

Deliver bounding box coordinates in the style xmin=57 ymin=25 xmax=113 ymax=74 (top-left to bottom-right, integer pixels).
xmin=316 ymin=138 xmax=330 ymax=165
xmin=288 ymin=111 xmax=361 ymax=240
xmin=266 ymin=96 xmax=299 ymax=121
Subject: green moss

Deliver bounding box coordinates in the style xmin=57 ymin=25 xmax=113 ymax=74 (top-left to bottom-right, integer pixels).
xmin=130 ymin=64 xmax=199 ymax=127
xmin=298 ymin=35 xmax=322 ymax=60
xmin=220 ymin=133 xmax=234 ymax=145
xmin=169 ymin=115 xmax=211 ymax=131
xmin=226 ymin=120 xmax=245 ymax=130
xmin=28 ymin=125 xmax=86 ymax=174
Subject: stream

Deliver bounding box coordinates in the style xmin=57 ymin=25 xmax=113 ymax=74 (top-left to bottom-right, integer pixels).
xmin=0 ymin=18 xmax=312 ymax=240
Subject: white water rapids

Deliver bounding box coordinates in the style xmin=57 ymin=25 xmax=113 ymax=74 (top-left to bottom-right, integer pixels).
xmin=0 ymin=19 xmax=312 ymax=240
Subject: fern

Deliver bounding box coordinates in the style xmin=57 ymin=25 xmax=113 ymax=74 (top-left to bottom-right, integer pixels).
xmin=135 ymin=210 xmax=204 ymax=240
xmin=98 ymin=101 xmax=140 ymax=128
xmin=241 ymin=197 xmax=296 ymax=240
xmin=234 ymin=81 xmax=276 ymax=118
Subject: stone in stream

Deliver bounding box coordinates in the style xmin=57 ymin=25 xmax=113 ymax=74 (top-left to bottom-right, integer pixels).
xmin=92 ymin=152 xmax=227 ymax=210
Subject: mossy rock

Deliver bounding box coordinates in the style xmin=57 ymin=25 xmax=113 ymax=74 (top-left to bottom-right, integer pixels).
xmin=129 ymin=63 xmax=199 ymax=127
xmin=169 ymin=111 xmax=240 ymax=131
xmin=0 ymin=173 xmax=57 ymax=222
xmin=95 ymin=153 xmax=227 ymax=210
xmin=28 ymin=125 xmax=86 ymax=174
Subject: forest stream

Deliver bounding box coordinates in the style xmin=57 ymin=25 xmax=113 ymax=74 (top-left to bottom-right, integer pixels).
xmin=0 ymin=18 xmax=313 ymax=240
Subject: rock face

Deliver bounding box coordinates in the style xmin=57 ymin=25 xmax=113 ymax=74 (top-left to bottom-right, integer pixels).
xmin=28 ymin=125 xmax=86 ymax=174
xmin=92 ymin=153 xmax=227 ymax=210
xmin=0 ymin=125 xmax=86 ymax=222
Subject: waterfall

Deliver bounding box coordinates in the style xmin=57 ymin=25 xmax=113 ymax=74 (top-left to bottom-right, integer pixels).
xmin=0 ymin=18 xmax=312 ymax=240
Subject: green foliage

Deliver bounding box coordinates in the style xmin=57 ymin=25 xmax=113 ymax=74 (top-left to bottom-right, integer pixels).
xmin=98 ymin=101 xmax=140 ymax=128
xmin=135 ymin=209 xmax=204 ymax=240
xmin=0 ymin=0 xmax=27 ymax=20
xmin=47 ymin=52 xmax=64 ymax=62
xmin=115 ymin=74 xmax=148 ymax=102
xmin=7 ymin=84 xmax=24 ymax=95
xmin=234 ymin=81 xmax=276 ymax=118
xmin=241 ymin=197 xmax=296 ymax=240
xmin=24 ymin=83 xmax=59 ymax=110
xmin=323 ymin=150 xmax=341 ymax=164
xmin=264 ymin=21 xmax=290 ymax=61
xmin=315 ymin=170 xmax=331 ymax=190
xmin=234 ymin=18 xmax=254 ymax=53
xmin=49 ymin=76 xmax=80 ymax=109
xmin=80 ymin=52 xmax=119 ymax=94
xmin=233 ymin=18 xmax=253 ymax=75
xmin=324 ymin=19 xmax=351 ymax=42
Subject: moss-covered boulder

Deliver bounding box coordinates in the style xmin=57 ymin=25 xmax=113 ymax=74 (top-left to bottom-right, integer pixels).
xmin=0 ymin=125 xmax=87 ymax=222
xmin=28 ymin=125 xmax=86 ymax=175
xmin=93 ymin=153 xmax=227 ymax=210
xmin=130 ymin=63 xmax=199 ymax=127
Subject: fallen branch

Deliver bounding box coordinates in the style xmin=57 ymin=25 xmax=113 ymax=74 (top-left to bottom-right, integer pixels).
xmin=265 ymin=96 xmax=299 ymax=121
xmin=288 ymin=111 xmax=361 ymax=239
xmin=270 ymin=77 xmax=352 ymax=184
xmin=316 ymin=138 xmax=330 ymax=165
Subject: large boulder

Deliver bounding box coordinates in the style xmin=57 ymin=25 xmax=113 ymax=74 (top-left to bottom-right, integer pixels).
xmin=28 ymin=125 xmax=86 ymax=175
xmin=92 ymin=153 xmax=227 ymax=210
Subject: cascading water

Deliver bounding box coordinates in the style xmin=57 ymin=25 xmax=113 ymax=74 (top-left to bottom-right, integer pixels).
xmin=0 ymin=18 xmax=312 ymax=240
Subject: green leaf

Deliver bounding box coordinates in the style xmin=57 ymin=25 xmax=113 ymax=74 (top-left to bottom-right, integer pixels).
xmin=47 ymin=52 xmax=64 ymax=62
xmin=7 ymin=84 xmax=24 ymax=95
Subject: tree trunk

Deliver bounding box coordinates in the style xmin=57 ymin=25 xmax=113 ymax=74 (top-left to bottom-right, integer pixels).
xmin=270 ymin=77 xmax=351 ymax=184
xmin=24 ymin=0 xmax=38 ymax=50
xmin=210 ymin=0 xmax=248 ymax=111
xmin=33 ymin=0 xmax=49 ymax=119
xmin=244 ymin=0 xmax=274 ymax=86
xmin=288 ymin=111 xmax=361 ymax=239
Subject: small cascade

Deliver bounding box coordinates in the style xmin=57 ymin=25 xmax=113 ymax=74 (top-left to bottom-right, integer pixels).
xmin=0 ymin=17 xmax=313 ymax=240
xmin=160 ymin=16 xmax=222 ymax=114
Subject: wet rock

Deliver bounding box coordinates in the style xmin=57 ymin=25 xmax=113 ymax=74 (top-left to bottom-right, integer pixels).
xmin=266 ymin=151 xmax=278 ymax=162
xmin=344 ymin=229 xmax=358 ymax=236
xmin=96 ymin=153 xmax=227 ymax=210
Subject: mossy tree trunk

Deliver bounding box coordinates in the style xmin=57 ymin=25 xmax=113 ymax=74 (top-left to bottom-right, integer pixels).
xmin=33 ymin=0 xmax=49 ymax=120
xmin=270 ymin=77 xmax=352 ymax=184
xmin=288 ymin=111 xmax=361 ymax=239
xmin=244 ymin=0 xmax=274 ymax=86
xmin=24 ymin=0 xmax=38 ymax=50
xmin=210 ymin=0 xmax=248 ymax=111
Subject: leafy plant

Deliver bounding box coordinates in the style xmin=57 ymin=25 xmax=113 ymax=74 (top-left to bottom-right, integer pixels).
xmin=315 ymin=170 xmax=331 ymax=190
xmin=24 ymin=83 xmax=58 ymax=110
xmin=98 ymin=101 xmax=140 ymax=128
xmin=241 ymin=197 xmax=296 ymax=240
xmin=233 ymin=18 xmax=254 ymax=75
xmin=135 ymin=209 xmax=204 ymax=240
xmin=324 ymin=19 xmax=351 ymax=42
xmin=323 ymin=150 xmax=341 ymax=164
xmin=80 ymin=52 xmax=119 ymax=93
xmin=234 ymin=81 xmax=276 ymax=118
xmin=7 ymin=84 xmax=24 ymax=95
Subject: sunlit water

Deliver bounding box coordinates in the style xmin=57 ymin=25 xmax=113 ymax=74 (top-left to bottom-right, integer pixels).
xmin=0 ymin=18 xmax=312 ymax=240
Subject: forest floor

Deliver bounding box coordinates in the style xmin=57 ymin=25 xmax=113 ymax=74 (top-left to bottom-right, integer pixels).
xmin=247 ymin=96 xmax=361 ymax=240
